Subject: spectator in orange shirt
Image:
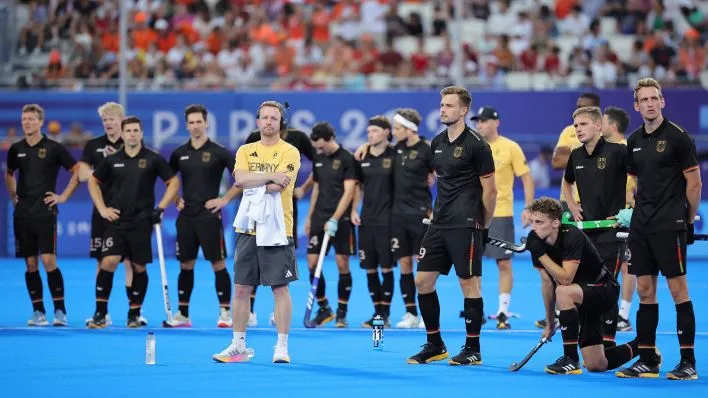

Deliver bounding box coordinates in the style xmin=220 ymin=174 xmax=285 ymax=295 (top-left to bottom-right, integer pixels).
xmin=44 ymin=50 xmax=66 ymax=82
xmin=355 ymin=35 xmax=380 ymax=75
xmin=155 ymin=19 xmax=177 ymax=53
xmin=101 ymin=20 xmax=120 ymax=54
xmin=206 ymin=26 xmax=224 ymax=55
xmin=679 ymin=29 xmax=704 ymax=80
xmin=311 ymin=4 xmax=330 ymax=46
xmin=272 ymin=39 xmax=296 ymax=76
xmin=132 ymin=12 xmax=158 ymax=51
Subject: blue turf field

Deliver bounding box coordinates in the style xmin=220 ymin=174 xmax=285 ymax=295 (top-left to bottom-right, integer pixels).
xmin=1 ymin=252 xmax=706 ymax=397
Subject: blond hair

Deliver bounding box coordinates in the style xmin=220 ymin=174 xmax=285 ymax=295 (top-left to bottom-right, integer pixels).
xmin=97 ymin=102 xmax=125 ymax=118
xmin=572 ymin=106 xmax=602 ymax=122
xmin=633 ymin=78 xmax=663 ymax=103
xmin=440 ymin=86 xmax=472 ymax=111
xmin=22 ymin=104 xmax=45 ymax=120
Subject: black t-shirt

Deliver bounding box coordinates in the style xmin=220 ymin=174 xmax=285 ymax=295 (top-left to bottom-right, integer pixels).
xmin=355 ymin=146 xmax=396 ymax=226
xmin=392 ymin=138 xmax=433 ymax=216
xmin=312 ymin=147 xmax=357 ymax=226
xmin=429 ymin=127 xmax=495 ymax=228
xmin=81 ymin=134 xmax=124 ymax=214
xmin=532 ymin=225 xmax=608 ymax=285
xmin=93 ymin=147 xmax=175 ymax=225
xmin=7 ymin=135 xmax=77 ymax=218
xmin=169 ymin=139 xmax=234 ymax=218
xmin=246 ymin=129 xmax=315 ymax=162
xmin=564 ymin=138 xmax=627 ymax=221
xmin=627 ymin=119 xmax=698 ymax=232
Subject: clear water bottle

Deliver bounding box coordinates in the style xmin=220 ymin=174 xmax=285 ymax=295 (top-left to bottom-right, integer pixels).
xmin=372 ymin=315 xmax=384 ymax=350
xmin=145 ymin=332 xmax=156 ymax=365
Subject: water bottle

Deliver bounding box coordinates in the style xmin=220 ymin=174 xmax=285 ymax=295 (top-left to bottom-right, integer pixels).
xmin=145 ymin=332 xmax=156 ymax=365
xmin=372 ymin=315 xmax=384 ymax=350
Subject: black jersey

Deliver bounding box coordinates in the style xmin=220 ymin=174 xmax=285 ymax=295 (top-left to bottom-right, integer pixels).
xmin=626 ymin=119 xmax=698 ymax=232
xmin=564 ymin=137 xmax=627 ymax=220
xmin=6 ymin=135 xmax=77 ymax=217
xmin=532 ymin=225 xmax=609 ymax=285
xmin=311 ymin=147 xmax=358 ymax=226
xmin=429 ymin=127 xmax=495 ymax=229
xmin=246 ymin=129 xmax=315 ymax=162
xmin=93 ymin=147 xmax=175 ymax=225
xmin=391 ymin=139 xmax=433 ymax=216
xmin=169 ymin=139 xmax=234 ymax=218
xmin=356 ymin=146 xmax=396 ymax=226
xmin=81 ymin=134 xmax=124 ymax=214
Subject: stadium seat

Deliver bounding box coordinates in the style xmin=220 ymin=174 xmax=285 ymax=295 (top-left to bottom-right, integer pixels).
xmin=505 ymin=72 xmax=532 ymax=90
xmin=600 ymin=17 xmax=618 ymax=37
xmin=608 ymin=35 xmax=635 ymax=63
xmin=393 ymin=36 xmax=420 ymax=57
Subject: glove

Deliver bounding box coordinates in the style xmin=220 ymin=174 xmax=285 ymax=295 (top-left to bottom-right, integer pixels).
xmin=687 ymin=223 xmax=695 ymax=245
xmin=616 ymin=208 xmax=633 ymax=228
xmin=325 ymin=218 xmax=338 ymax=237
xmin=482 ymin=228 xmax=489 ymax=245
xmin=525 ymin=231 xmax=546 ymax=259
xmin=150 ymin=207 xmax=164 ymax=224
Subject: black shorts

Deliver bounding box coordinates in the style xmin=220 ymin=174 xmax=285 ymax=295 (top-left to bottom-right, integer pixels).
xmin=14 ymin=215 xmax=57 ymax=258
xmin=417 ymin=227 xmax=485 ymax=279
xmin=390 ymin=214 xmax=428 ymax=259
xmin=176 ymin=214 xmax=226 ymax=263
xmin=578 ymin=279 xmax=620 ymax=348
xmin=307 ymin=219 xmax=356 ymax=256
xmin=587 ymin=229 xmax=624 ymax=275
xmin=90 ymin=211 xmax=105 ymax=259
xmin=102 ymin=218 xmax=153 ymax=265
xmin=627 ymin=228 xmax=687 ymax=278
xmin=358 ymin=225 xmax=394 ymax=269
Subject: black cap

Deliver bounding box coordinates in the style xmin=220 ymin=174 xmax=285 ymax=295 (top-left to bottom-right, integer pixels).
xmin=470 ymin=106 xmax=499 ymax=121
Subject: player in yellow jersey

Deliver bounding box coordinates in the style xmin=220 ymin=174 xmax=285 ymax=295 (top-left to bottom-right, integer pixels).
xmin=602 ymin=106 xmax=636 ymax=332
xmin=472 ymin=106 xmax=535 ymax=329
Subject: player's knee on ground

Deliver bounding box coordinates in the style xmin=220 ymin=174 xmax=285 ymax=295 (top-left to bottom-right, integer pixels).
xmin=582 ymin=352 xmax=608 ymax=372
xmin=181 ymin=260 xmax=196 ymax=270
xmin=415 ymin=272 xmax=436 ymax=293
xmin=234 ymin=284 xmax=254 ymax=298
xmin=458 ymin=276 xmax=481 ymax=297
xmin=335 ymin=254 xmax=350 ymax=273
xmin=40 ymin=254 xmax=57 ymax=271
xmin=211 ymin=260 xmax=226 ymax=272
xmin=25 ymin=256 xmax=39 ymax=272
xmin=635 ymin=276 xmax=658 ymax=302
xmin=667 ymin=275 xmax=690 ymax=303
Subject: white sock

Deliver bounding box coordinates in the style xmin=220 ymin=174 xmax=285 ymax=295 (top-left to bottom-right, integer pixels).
xmin=498 ymin=293 xmax=511 ymax=315
xmin=277 ymin=333 xmax=288 ymax=348
xmin=619 ymin=300 xmax=632 ymax=320
xmin=233 ymin=331 xmax=246 ymax=347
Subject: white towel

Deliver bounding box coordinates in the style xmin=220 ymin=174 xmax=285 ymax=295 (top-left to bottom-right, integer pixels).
xmin=233 ymin=185 xmax=288 ymax=247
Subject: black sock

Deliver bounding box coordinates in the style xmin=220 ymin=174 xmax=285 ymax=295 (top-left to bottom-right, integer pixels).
xmin=337 ymin=273 xmax=352 ymax=313
xmin=559 ymin=308 xmax=580 ymax=362
xmin=46 ymin=268 xmax=65 ymax=313
xmin=366 ymin=272 xmax=382 ymax=313
xmin=310 ymin=272 xmax=329 ymax=308
xmin=95 ymin=269 xmax=114 ymax=315
xmin=400 ymin=273 xmax=417 ymax=316
xmin=178 ymin=268 xmax=195 ymax=316
xmin=418 ymin=291 xmax=443 ymax=346
xmin=25 ymin=271 xmax=45 ymax=313
xmin=125 ymin=285 xmax=132 ymax=303
xmin=636 ymin=303 xmax=659 ymax=364
xmin=129 ymin=271 xmax=148 ymax=317
xmin=215 ymin=269 xmax=231 ymax=310
xmin=381 ymin=271 xmax=394 ymax=316
xmin=464 ymin=297 xmax=483 ymax=353
xmin=676 ymin=301 xmax=696 ymax=364
xmin=250 ymin=285 xmax=257 ymax=313
xmin=602 ymin=302 xmax=618 ymax=348
xmin=605 ymin=339 xmax=639 ymax=370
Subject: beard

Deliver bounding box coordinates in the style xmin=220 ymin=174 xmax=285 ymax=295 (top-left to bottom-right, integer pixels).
xmin=441 ymin=116 xmax=460 ymax=126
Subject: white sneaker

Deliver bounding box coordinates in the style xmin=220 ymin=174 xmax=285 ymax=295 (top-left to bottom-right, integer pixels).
xmin=247 ymin=311 xmax=258 ymax=327
xmin=168 ymin=312 xmax=192 ymax=328
xmin=52 ymin=310 xmax=68 ymax=326
xmin=396 ymin=312 xmax=420 ymax=329
xmin=218 ymin=308 xmax=233 ymax=328
xmin=273 ymin=343 xmax=290 ymax=363
xmin=85 ymin=313 xmax=113 ymax=326
xmin=418 ymin=317 xmax=425 ymax=329
xmin=139 ymin=313 xmax=148 ymax=326
xmin=212 ymin=341 xmax=255 ymax=363
xmin=28 ymin=311 xmax=49 ymax=326
xmin=269 ymin=312 xmax=276 ymax=327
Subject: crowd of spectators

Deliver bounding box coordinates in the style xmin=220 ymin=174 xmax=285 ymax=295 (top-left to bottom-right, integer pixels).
xmin=11 ymin=0 xmax=708 ymax=90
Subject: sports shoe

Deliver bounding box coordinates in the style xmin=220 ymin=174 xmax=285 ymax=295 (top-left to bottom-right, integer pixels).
xmin=617 ymin=315 xmax=632 ymax=332
xmin=138 ymin=314 xmax=148 ymax=326
xmin=313 ymin=306 xmax=335 ymax=327
xmin=52 ymin=310 xmax=67 ymax=327
xmin=247 ymin=311 xmax=258 ymax=327
xmin=496 ymin=312 xmax=511 ymax=330
xmin=448 ymin=345 xmax=482 ymax=366
xmin=28 ymin=311 xmax=49 ymax=327
xmin=666 ymin=360 xmax=698 ymax=380
xmin=335 ymin=308 xmax=348 ymax=328
xmin=168 ymin=312 xmax=192 ymax=328
xmin=407 ymin=343 xmax=449 ymax=364
xmin=361 ymin=314 xmax=376 ymax=328
xmin=218 ymin=308 xmax=232 ymax=328
xmin=545 ymin=355 xmax=583 ymax=375
xmin=127 ymin=314 xmax=144 ymax=328
xmin=213 ymin=341 xmax=255 ymax=363
xmin=616 ymin=359 xmax=661 ymax=378
xmin=273 ymin=343 xmax=290 ymax=364
xmin=85 ymin=313 xmax=112 ymax=327
xmin=535 ymin=317 xmax=559 ymax=329
xmin=396 ymin=312 xmax=420 ymax=329
xmin=87 ymin=313 xmax=108 ymax=329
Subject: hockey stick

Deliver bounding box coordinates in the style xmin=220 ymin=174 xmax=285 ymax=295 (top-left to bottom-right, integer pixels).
xmin=562 ymin=219 xmax=617 ymax=230
xmin=509 ymin=328 xmax=558 ymax=371
xmin=421 ymin=219 xmax=528 ymax=253
xmin=155 ymin=224 xmax=174 ymax=328
xmin=304 ymin=233 xmax=331 ymax=328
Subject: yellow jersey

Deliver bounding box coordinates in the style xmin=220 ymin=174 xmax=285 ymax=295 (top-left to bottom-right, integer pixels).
xmin=234 ymin=139 xmax=301 ymax=237
xmin=556 ymin=124 xmax=581 ymax=203
xmin=488 ymin=135 xmax=530 ymax=217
